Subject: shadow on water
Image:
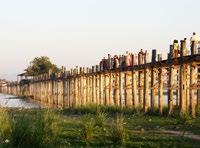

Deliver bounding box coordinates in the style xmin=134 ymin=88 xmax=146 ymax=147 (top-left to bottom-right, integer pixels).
xmin=0 ymin=93 xmax=41 ymax=108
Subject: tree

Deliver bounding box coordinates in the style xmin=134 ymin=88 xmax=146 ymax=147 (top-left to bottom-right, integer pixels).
xmin=26 ymin=56 xmax=59 ymax=76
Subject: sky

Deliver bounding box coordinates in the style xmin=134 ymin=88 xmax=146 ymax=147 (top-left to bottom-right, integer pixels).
xmin=0 ymin=0 xmax=200 ymax=80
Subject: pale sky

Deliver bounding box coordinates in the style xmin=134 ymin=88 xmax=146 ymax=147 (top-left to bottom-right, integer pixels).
xmin=0 ymin=0 xmax=200 ymax=80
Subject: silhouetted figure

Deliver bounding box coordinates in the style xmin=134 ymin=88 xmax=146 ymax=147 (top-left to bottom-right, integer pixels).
xmin=173 ymin=40 xmax=179 ymax=58
xmin=190 ymin=32 xmax=199 ymax=54
xmin=114 ymin=55 xmax=120 ymax=68
xmin=138 ymin=49 xmax=144 ymax=64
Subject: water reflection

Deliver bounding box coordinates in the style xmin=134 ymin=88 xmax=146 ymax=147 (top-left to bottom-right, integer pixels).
xmin=0 ymin=93 xmax=41 ymax=108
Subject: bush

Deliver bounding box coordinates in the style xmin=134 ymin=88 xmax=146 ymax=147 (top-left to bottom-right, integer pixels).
xmin=10 ymin=109 xmax=61 ymax=148
xmin=179 ymin=112 xmax=192 ymax=125
xmin=95 ymin=111 xmax=107 ymax=128
xmin=196 ymin=107 xmax=200 ymax=117
xmin=0 ymin=108 xmax=11 ymax=143
xmin=110 ymin=113 xmax=127 ymax=145
xmin=80 ymin=115 xmax=94 ymax=141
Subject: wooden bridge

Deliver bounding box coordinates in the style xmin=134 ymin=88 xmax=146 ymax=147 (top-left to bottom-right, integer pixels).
xmin=0 ymin=41 xmax=200 ymax=117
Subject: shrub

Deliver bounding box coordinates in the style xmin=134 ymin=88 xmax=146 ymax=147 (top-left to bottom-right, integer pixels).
xmin=0 ymin=108 xmax=11 ymax=143
xmin=110 ymin=113 xmax=127 ymax=145
xmin=10 ymin=109 xmax=61 ymax=148
xmin=196 ymin=107 xmax=200 ymax=117
xmin=95 ymin=111 xmax=107 ymax=128
xmin=80 ymin=115 xmax=94 ymax=141
xmin=179 ymin=112 xmax=192 ymax=125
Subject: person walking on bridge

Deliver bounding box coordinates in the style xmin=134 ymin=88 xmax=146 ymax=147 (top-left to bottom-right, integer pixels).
xmin=173 ymin=40 xmax=179 ymax=58
xmin=190 ymin=32 xmax=200 ymax=54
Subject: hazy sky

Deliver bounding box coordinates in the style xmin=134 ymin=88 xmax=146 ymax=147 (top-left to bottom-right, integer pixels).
xmin=0 ymin=0 xmax=200 ymax=80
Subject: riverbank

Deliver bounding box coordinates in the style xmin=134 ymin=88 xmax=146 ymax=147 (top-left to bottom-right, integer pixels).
xmin=0 ymin=106 xmax=200 ymax=148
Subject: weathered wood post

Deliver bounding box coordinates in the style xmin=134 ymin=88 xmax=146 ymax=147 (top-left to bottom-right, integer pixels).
xmin=179 ymin=40 xmax=187 ymax=114
xmin=125 ymin=70 xmax=132 ymax=108
xmin=158 ymin=54 xmax=163 ymax=115
xmin=96 ymin=65 xmax=100 ymax=105
xmin=132 ymin=54 xmax=138 ymax=108
xmin=74 ymin=68 xmax=79 ymax=107
xmin=62 ymin=69 xmax=67 ymax=108
xmin=168 ymin=51 xmax=174 ymax=116
xmin=109 ymin=72 xmax=114 ymax=106
xmin=151 ymin=49 xmax=157 ymax=112
xmin=114 ymin=72 xmax=120 ymax=106
xmin=92 ymin=66 xmax=96 ymax=104
xmin=138 ymin=52 xmax=143 ymax=108
xmin=143 ymin=52 xmax=150 ymax=112
xmin=190 ymin=41 xmax=197 ymax=117
xmin=83 ymin=68 xmax=87 ymax=105
xmin=89 ymin=70 xmax=93 ymax=104
xmin=105 ymin=73 xmax=110 ymax=105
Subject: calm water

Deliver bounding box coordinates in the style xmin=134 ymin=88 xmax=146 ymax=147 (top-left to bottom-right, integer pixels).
xmin=0 ymin=93 xmax=41 ymax=108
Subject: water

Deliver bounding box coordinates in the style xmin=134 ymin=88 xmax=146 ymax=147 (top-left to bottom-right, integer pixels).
xmin=0 ymin=93 xmax=41 ymax=108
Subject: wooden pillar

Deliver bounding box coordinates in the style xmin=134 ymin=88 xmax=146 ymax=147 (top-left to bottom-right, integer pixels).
xmin=119 ymin=71 xmax=123 ymax=107
xmin=109 ymin=73 xmax=114 ymax=105
xmin=114 ymin=72 xmax=120 ymax=106
xmin=138 ymin=72 xmax=143 ymax=108
xmin=105 ymin=73 xmax=110 ymax=105
xmin=197 ymin=66 xmax=200 ymax=107
xmin=74 ymin=76 xmax=78 ymax=106
xmin=83 ymin=73 xmax=87 ymax=105
xmin=158 ymin=66 xmax=163 ymax=115
xmin=168 ymin=56 xmax=174 ymax=116
xmin=92 ymin=74 xmax=96 ymax=104
xmin=143 ymin=63 xmax=150 ymax=112
xmin=89 ymin=75 xmax=93 ymax=104
xmin=179 ymin=40 xmax=187 ymax=114
xmin=96 ymin=73 xmax=100 ymax=105
xmin=190 ymin=63 xmax=196 ymax=117
xmin=99 ymin=73 xmax=104 ymax=105
xmin=151 ymin=49 xmax=157 ymax=112
xmin=63 ymin=76 xmax=67 ymax=108
xmin=132 ymin=71 xmax=138 ymax=108
xmin=125 ymin=71 xmax=132 ymax=108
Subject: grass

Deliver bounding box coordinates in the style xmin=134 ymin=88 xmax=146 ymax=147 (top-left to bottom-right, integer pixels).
xmin=0 ymin=106 xmax=200 ymax=147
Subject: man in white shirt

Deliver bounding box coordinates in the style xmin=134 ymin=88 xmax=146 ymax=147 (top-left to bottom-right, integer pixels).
xmin=190 ymin=32 xmax=200 ymax=54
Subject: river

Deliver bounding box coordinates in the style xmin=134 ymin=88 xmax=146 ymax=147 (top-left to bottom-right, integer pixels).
xmin=0 ymin=93 xmax=41 ymax=108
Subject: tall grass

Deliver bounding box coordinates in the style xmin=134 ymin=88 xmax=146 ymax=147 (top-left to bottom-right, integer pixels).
xmin=110 ymin=113 xmax=128 ymax=146
xmin=95 ymin=110 xmax=107 ymax=128
xmin=80 ymin=115 xmax=94 ymax=142
xmin=0 ymin=108 xmax=11 ymax=144
xmin=10 ymin=109 xmax=61 ymax=148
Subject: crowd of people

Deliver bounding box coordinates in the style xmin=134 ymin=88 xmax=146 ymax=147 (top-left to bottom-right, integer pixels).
xmin=171 ymin=32 xmax=200 ymax=58
xmin=99 ymin=49 xmax=148 ymax=71
xmin=98 ymin=32 xmax=200 ymax=71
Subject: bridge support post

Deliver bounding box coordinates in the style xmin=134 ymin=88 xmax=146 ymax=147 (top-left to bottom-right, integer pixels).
xmin=180 ymin=40 xmax=187 ymax=114
xmin=125 ymin=71 xmax=132 ymax=108
xmin=168 ymin=54 xmax=174 ymax=116
xmin=151 ymin=49 xmax=157 ymax=112
xmin=114 ymin=72 xmax=120 ymax=106
xmin=158 ymin=66 xmax=163 ymax=115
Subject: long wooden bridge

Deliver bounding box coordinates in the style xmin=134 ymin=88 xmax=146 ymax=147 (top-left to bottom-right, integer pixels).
xmin=0 ymin=40 xmax=200 ymax=117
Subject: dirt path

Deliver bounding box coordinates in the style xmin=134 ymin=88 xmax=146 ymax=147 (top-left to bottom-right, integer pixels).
xmin=162 ymin=130 xmax=200 ymax=141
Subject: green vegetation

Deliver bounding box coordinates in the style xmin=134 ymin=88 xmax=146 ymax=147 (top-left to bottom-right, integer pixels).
xmin=0 ymin=106 xmax=200 ymax=147
xmin=26 ymin=56 xmax=59 ymax=76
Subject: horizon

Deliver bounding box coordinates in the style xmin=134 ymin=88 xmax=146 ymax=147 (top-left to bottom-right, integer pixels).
xmin=1 ymin=0 xmax=200 ymax=80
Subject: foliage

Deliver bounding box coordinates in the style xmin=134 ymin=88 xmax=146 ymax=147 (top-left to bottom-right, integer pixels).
xmin=110 ymin=113 xmax=127 ymax=145
xmin=197 ymin=106 xmax=200 ymax=117
xmin=26 ymin=56 xmax=59 ymax=76
xmin=10 ymin=109 xmax=61 ymax=148
xmin=0 ymin=108 xmax=11 ymax=143
xmin=95 ymin=110 xmax=107 ymax=128
xmin=179 ymin=112 xmax=192 ymax=125
xmin=80 ymin=115 xmax=94 ymax=141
